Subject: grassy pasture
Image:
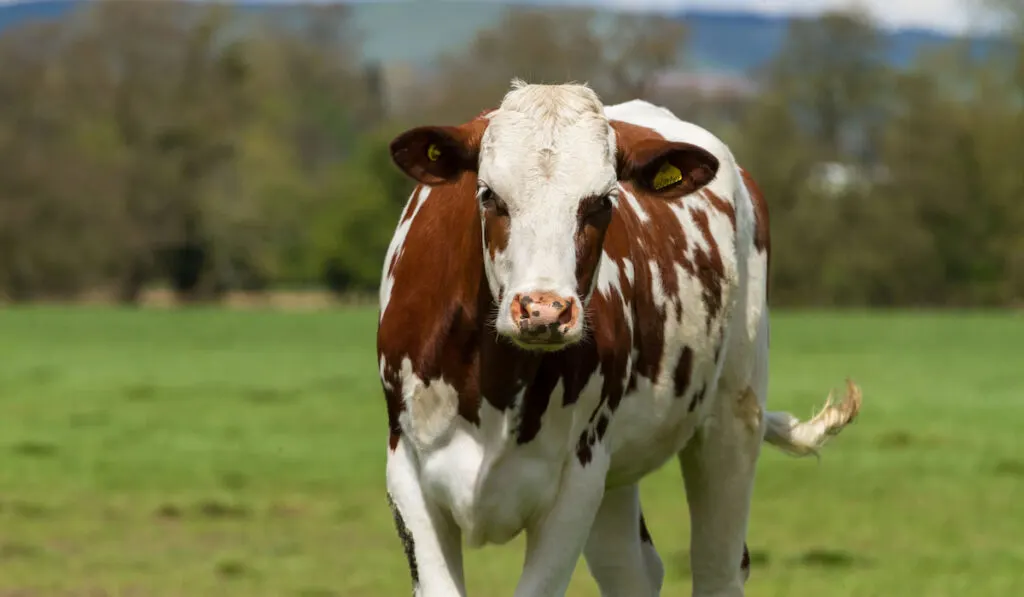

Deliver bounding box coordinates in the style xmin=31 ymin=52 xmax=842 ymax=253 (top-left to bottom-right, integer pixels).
xmin=0 ymin=307 xmax=1021 ymax=596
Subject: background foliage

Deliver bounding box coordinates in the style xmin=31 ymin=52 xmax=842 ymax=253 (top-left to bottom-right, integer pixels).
xmin=0 ymin=0 xmax=1021 ymax=307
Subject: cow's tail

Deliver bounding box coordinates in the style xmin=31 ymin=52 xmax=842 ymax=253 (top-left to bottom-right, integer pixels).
xmin=763 ymin=379 xmax=862 ymax=458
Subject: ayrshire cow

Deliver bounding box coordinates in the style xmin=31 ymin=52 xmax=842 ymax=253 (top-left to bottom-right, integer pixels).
xmin=377 ymin=80 xmax=861 ymax=597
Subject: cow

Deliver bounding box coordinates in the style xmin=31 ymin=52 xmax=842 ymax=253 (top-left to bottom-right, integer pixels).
xmin=376 ymin=80 xmax=861 ymax=597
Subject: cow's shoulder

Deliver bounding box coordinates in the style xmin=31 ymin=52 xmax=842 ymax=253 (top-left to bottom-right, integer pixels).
xmin=377 ymin=172 xmax=484 ymax=395
xmin=380 ymin=174 xmax=480 ymax=317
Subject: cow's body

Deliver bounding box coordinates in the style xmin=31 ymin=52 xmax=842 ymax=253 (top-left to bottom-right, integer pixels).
xmin=377 ymin=84 xmax=859 ymax=597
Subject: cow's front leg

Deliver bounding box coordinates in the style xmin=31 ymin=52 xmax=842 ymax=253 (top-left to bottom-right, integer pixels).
xmin=678 ymin=386 xmax=765 ymax=597
xmin=514 ymin=445 xmax=610 ymax=597
xmin=387 ymin=437 xmax=466 ymax=597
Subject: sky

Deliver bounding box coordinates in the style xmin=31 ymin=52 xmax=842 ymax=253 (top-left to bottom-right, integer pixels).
xmin=333 ymin=0 xmax=999 ymax=34
xmin=0 ymin=0 xmax=1000 ymax=35
xmin=487 ymin=0 xmax=998 ymax=33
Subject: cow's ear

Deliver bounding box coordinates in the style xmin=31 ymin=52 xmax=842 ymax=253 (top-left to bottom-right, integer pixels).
xmin=390 ymin=125 xmax=481 ymax=186
xmin=612 ymin=120 xmax=719 ymax=197
xmin=628 ymin=141 xmax=719 ymax=197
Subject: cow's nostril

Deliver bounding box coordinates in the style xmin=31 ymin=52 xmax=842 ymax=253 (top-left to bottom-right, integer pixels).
xmin=558 ymin=298 xmax=574 ymax=326
xmin=520 ymin=295 xmax=536 ymax=319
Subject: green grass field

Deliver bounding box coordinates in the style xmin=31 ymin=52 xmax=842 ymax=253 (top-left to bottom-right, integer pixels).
xmin=1 ymin=307 xmax=1021 ymax=596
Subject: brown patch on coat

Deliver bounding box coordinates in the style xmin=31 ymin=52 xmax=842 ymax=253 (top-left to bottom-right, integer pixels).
xmin=740 ymin=168 xmax=770 ymax=258
xmin=387 ymin=249 xmax=401 ymax=280
xmin=739 ymin=167 xmax=769 ymax=301
xmin=571 ymin=284 xmax=631 ymax=465
xmin=377 ymin=172 xmax=488 ymax=445
xmin=703 ymin=189 xmax=736 ymax=231
xmin=575 ymin=408 xmax=614 ymax=466
xmin=673 ymin=346 xmax=694 ymax=398
xmin=482 ymin=200 xmax=510 ymax=261
xmin=514 ymin=358 xmax=563 ymax=445
xmin=689 ymin=207 xmax=726 ymax=332
xmin=688 ymin=383 xmax=706 ymax=413
xmin=639 ymin=512 xmax=654 ymax=545
xmin=382 ymin=360 xmax=404 ymax=452
xmin=380 ymin=112 xmax=513 ymax=448
xmin=612 ymin=185 xmax=679 ymax=386
xmin=575 ymin=196 xmax=613 ymax=297
xmin=576 ymin=430 xmax=595 ymax=464
xmin=399 ymin=188 xmax=421 ymax=225
xmin=736 ymin=386 xmax=763 ymax=433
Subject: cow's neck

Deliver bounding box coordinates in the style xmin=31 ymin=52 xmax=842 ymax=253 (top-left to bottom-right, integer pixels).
xmin=473 ymin=267 xmax=602 ymax=445
xmin=413 ymin=177 xmax=545 ymax=420
xmin=413 ymin=178 xmax=597 ymax=427
xmin=473 ymin=258 xmax=545 ymax=413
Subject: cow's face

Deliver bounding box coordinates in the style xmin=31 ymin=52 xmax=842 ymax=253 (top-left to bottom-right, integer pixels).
xmin=390 ymin=82 xmax=719 ymax=352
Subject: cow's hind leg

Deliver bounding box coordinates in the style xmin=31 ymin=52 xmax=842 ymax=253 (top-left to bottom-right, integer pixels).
xmin=678 ymin=382 xmax=764 ymax=597
xmin=387 ymin=437 xmax=466 ymax=597
xmin=583 ymin=484 xmax=664 ymax=597
xmin=677 ymin=301 xmax=770 ymax=597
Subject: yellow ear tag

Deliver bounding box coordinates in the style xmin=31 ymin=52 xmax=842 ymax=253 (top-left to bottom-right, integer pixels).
xmin=427 ymin=143 xmax=442 ymax=162
xmin=652 ymin=162 xmax=683 ymax=190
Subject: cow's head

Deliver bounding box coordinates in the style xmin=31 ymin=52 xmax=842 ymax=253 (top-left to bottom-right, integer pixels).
xmin=389 ymin=81 xmax=719 ymax=351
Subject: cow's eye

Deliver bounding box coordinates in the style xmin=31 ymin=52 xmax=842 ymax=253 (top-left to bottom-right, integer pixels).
xmin=479 ymin=187 xmax=508 ymax=216
xmin=582 ymin=194 xmax=613 ymax=219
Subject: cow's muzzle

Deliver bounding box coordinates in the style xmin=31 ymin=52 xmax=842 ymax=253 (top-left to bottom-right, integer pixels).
xmin=507 ymin=291 xmax=582 ymax=349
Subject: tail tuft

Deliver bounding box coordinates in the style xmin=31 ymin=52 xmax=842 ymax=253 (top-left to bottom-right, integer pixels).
xmin=763 ymin=378 xmax=862 ymax=458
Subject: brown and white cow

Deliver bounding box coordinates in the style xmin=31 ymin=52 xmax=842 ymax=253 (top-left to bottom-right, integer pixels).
xmin=377 ymin=81 xmax=861 ymax=597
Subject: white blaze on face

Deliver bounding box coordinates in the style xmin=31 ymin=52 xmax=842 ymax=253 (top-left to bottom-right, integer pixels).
xmin=476 ymin=81 xmax=619 ymax=337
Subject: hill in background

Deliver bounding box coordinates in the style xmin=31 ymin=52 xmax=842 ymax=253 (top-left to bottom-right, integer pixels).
xmin=0 ymin=0 xmax=994 ymax=74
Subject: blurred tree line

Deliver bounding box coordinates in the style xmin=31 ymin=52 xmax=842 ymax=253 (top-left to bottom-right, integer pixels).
xmin=0 ymin=0 xmax=1021 ymax=307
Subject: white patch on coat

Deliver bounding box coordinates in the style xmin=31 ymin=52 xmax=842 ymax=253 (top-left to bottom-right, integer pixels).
xmin=622 ymin=188 xmax=650 ymax=223
xmin=594 ymin=250 xmax=624 ymax=299
xmin=379 ymin=355 xmax=393 ymax=391
xmin=398 ymin=357 xmax=458 ymax=451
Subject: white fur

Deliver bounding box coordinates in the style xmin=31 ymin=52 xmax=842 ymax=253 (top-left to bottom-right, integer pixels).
xmin=480 ymin=81 xmax=619 ymax=342
xmin=380 ymin=86 xmax=861 ymax=597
